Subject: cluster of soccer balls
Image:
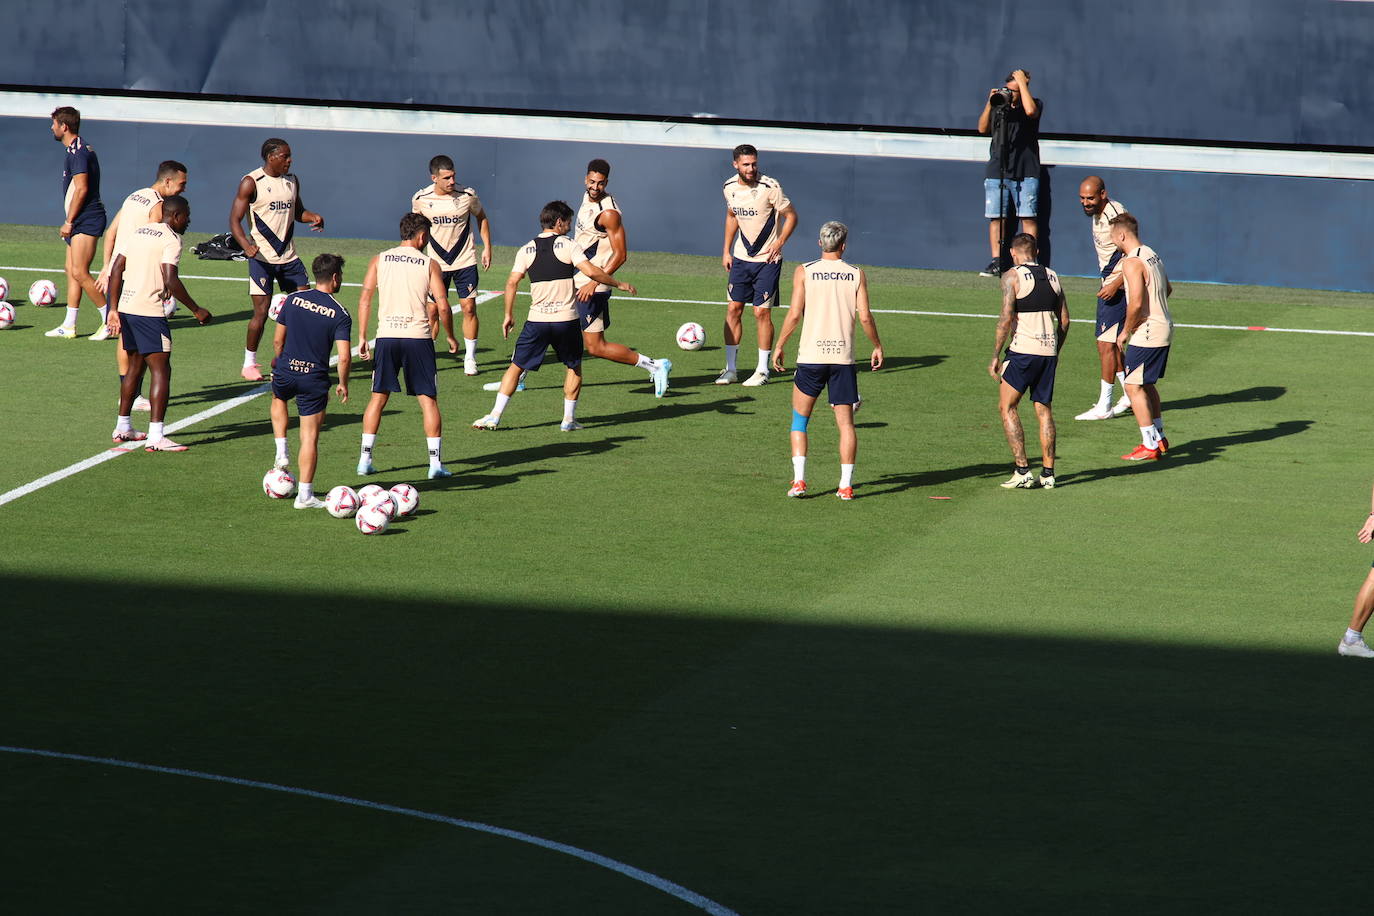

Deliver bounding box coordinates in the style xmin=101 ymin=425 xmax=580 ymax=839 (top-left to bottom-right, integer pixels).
xmin=0 ymin=276 xmax=57 ymax=328
xmin=262 ymin=468 xmax=418 ymax=534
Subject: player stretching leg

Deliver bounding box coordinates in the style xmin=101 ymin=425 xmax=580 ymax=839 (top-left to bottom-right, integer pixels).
xmin=412 ymin=155 xmax=491 ymax=375
xmin=270 ymin=254 xmax=352 ymax=508
xmin=771 ymin=221 xmax=883 ymax=500
xmin=473 ymin=201 xmax=636 ymax=431
xmin=105 ymin=196 xmax=212 ymax=452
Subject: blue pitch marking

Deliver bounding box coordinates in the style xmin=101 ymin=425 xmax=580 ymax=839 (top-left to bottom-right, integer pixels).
xmin=0 ymin=744 xmax=741 ymax=916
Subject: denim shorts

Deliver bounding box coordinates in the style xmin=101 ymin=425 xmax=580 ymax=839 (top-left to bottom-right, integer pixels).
xmin=984 ymin=177 xmax=1040 ymax=219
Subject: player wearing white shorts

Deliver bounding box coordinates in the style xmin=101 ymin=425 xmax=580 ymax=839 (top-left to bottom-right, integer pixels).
xmin=1110 ymin=212 xmax=1175 ymax=461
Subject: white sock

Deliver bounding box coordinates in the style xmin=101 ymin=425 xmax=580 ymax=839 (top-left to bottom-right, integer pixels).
xmin=1115 ymin=371 xmax=1127 ymax=394
xmin=116 ymin=415 xmax=132 ymax=433
xmin=149 ymin=421 xmax=165 ymax=442
xmin=1153 ymin=417 xmax=1164 ymax=435
xmin=360 ymin=432 xmax=376 ymax=459
xmin=792 ymin=455 xmax=806 ymax=481
xmin=756 ymin=349 xmax=770 ymax=375
xmin=98 ymin=304 xmax=109 ymax=322
xmin=839 ymin=464 xmax=854 ymax=488
xmin=1097 ymin=380 xmax=1113 ymax=409
xmin=492 ymin=393 xmax=511 ymax=419
xmin=427 ymin=436 xmax=442 ymax=469
xmin=299 ymin=482 xmax=314 ymax=500
xmin=725 ymin=344 xmax=739 ymax=373
xmin=1141 ymin=425 xmax=1160 ymax=449
xmin=1345 ymin=628 xmax=1363 ymax=644
xmin=635 ymin=353 xmax=655 ymax=372
xmin=64 ymin=306 xmax=79 ymax=328
xmin=563 ymin=398 xmax=577 ymax=421
xmin=464 ymin=338 xmax=477 ymax=360
xmin=244 ymin=348 xmax=257 ymax=368
xmin=274 ymin=437 xmax=288 ymax=461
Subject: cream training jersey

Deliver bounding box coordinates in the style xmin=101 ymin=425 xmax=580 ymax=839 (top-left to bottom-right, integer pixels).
xmin=244 ymin=167 xmax=299 ymax=265
xmin=1007 ymin=263 xmax=1063 ymax=358
xmin=511 ymin=232 xmax=582 ymax=323
xmin=110 ymin=187 xmax=162 ymax=258
xmin=574 ymin=190 xmax=621 ymax=293
xmin=1124 ymin=245 xmax=1173 ymax=348
xmin=1091 ymin=199 xmax=1128 ymax=273
xmin=796 ymin=258 xmax=862 ymax=365
xmin=375 ymin=246 xmax=433 ymax=340
xmin=119 ymin=223 xmax=182 ymax=318
xmin=724 ymin=174 xmax=790 ymax=264
xmin=411 ymin=183 xmax=483 ymax=270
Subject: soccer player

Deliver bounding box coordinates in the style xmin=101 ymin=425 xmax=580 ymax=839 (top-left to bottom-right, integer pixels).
xmin=270 ymin=254 xmax=352 ymax=509
xmin=720 ymin=144 xmax=797 ymax=387
xmin=574 ymin=158 xmax=672 ymax=397
xmin=1110 ymin=213 xmax=1175 ymax=461
xmin=1074 ymin=176 xmax=1132 ymax=421
xmin=770 ymin=221 xmax=883 ymax=501
xmin=411 ymin=154 xmax=491 ymax=375
xmin=96 ymin=160 xmax=190 ymax=411
xmin=46 ymin=106 xmax=109 ymax=340
xmin=229 ymin=138 xmax=325 ymax=381
xmin=1338 ymin=490 xmax=1374 ymax=657
xmin=472 ymin=201 xmax=637 ymax=431
xmin=355 ymin=212 xmax=459 ymax=479
xmin=987 ymin=233 xmax=1070 ymax=489
xmin=105 ymin=195 xmax=213 ymax=452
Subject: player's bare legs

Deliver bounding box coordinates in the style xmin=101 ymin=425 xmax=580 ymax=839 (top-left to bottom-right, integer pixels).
xmin=834 ymin=403 xmax=857 ymax=464
xmin=473 ymin=363 xmax=527 ymax=429
xmin=788 ymin=386 xmax=817 ymax=496
xmin=362 ymin=392 xmax=388 ymax=436
xmin=1349 ymin=567 xmax=1374 ymax=634
xmin=144 ymin=353 xmax=171 ymax=424
xmin=583 ymin=331 xmax=640 ymax=365
xmin=723 ymin=302 xmax=744 ymax=346
xmin=459 ymin=296 xmax=479 ymax=343
xmin=1124 ymin=382 xmax=1151 ymax=428
xmin=753 ymin=305 xmax=775 ymax=351
xmin=999 ymin=382 xmax=1029 ymax=466
xmin=245 ymin=293 xmax=271 ymax=363
xmin=65 ymin=234 xmax=104 ymax=311
xmin=298 ymin=411 xmax=323 ymax=483
xmin=270 ymin=395 xmax=290 ymax=442
xmin=118 ymin=352 xmax=146 ymax=416
xmin=561 ymin=366 xmax=584 ymax=430
xmin=1098 ymin=340 xmax=1121 ymax=384
xmin=417 ymin=395 xmax=442 ymax=438
xmin=1033 ymin=400 xmax=1056 ymax=477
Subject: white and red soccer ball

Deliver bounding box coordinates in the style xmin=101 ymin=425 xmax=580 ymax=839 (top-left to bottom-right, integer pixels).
xmin=355 ymin=502 xmax=392 ymax=535
xmin=268 ymin=293 xmax=288 ymax=321
xmin=263 ymin=467 xmax=297 ymax=499
xmin=389 ymin=483 xmax=419 ymax=517
xmin=29 ymin=279 xmax=58 ymax=307
xmin=0 ymin=302 xmax=14 ymax=330
xmin=676 ymin=321 xmax=706 ymax=351
xmin=0 ymin=275 xmax=10 ymax=302
xmin=325 ymin=485 xmax=359 ymax=518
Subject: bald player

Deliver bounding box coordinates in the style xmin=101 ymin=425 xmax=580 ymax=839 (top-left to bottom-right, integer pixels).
xmin=411 ymin=154 xmax=491 ymax=375
xmin=472 ymin=201 xmax=637 ymax=431
xmin=1074 ymin=176 xmax=1132 ymax=421
xmin=105 ymin=195 xmax=212 ymax=452
xmin=229 ymin=138 xmax=325 ymax=381
xmin=574 ymin=158 xmax=672 ymax=397
xmin=356 ymin=212 xmax=458 ymax=479
xmin=771 ymin=221 xmax=883 ymax=501
xmin=46 ymin=106 xmax=108 ymax=340
xmin=988 ymin=233 xmax=1070 ymax=489
xmin=1110 ymin=212 xmax=1175 ymax=461
xmin=96 ymin=160 xmax=189 ymax=410
xmin=720 ymin=144 xmax=797 ymax=387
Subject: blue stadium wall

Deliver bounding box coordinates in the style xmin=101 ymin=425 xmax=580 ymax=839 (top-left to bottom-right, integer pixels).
xmin=1 ymin=0 xmax=1370 ymax=291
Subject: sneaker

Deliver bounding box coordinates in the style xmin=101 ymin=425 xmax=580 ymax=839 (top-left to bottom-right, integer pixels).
xmin=836 ymin=486 xmax=854 ymax=501
xmin=853 ymin=396 xmax=863 ymax=415
xmin=88 ymin=324 xmax=114 ymax=341
xmin=1000 ymin=469 xmax=1036 ymax=489
xmin=1074 ymin=404 xmax=1113 ymax=421
xmin=560 ymin=419 xmax=584 ymax=432
xmin=1040 ymin=473 xmax=1056 ymax=490
xmin=274 ymin=456 xmax=290 ymax=470
xmin=145 ymin=437 xmax=188 ymax=452
xmin=482 ymin=381 xmax=504 ymax=392
xmin=714 ymin=369 xmax=738 ymax=386
xmin=111 ymin=428 xmax=147 ymax=445
xmin=464 ymin=357 xmax=479 ymax=376
xmin=293 ymin=495 xmax=326 ymax=509
xmin=978 ymin=259 xmax=1003 ymax=277
xmin=516 ymin=373 xmax=526 ymax=392
xmin=132 ymin=395 xmax=152 ymax=412
xmin=787 ymin=479 xmax=807 ymax=498
xmin=652 ymin=358 xmax=672 ymax=398
xmin=1158 ymin=436 xmax=1170 ymax=454
xmin=1110 ymin=395 xmax=1132 ymax=417
xmin=427 ymin=465 xmax=453 ymax=479
xmin=741 ymin=371 xmax=769 ymax=387
xmin=472 ymin=415 xmax=500 ymax=430
xmin=45 ymin=325 xmax=78 ymax=339
xmin=356 ymin=458 xmax=375 ymax=475
xmin=1121 ymin=444 xmax=1161 ymax=461
xmin=241 ymin=365 xmax=264 ymax=382
xmin=1338 ymin=637 xmax=1374 ymax=658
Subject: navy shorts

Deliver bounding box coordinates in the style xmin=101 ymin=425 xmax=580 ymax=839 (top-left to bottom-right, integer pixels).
xmin=794 ymin=363 xmax=860 ymax=407
xmin=67 ymin=203 xmax=107 ymax=243
xmin=1124 ymin=344 xmax=1169 ymax=385
xmin=249 ymin=257 xmax=310 ymax=297
xmin=443 ymin=266 xmax=479 ymax=300
xmin=1096 ymin=300 xmax=1127 ymax=341
xmin=577 ymin=291 xmax=612 ymax=333
xmin=1000 ymin=351 xmax=1058 ymax=404
xmin=512 ymin=319 xmax=583 ymax=371
xmin=372 ymin=338 xmax=438 ymax=397
xmin=727 ymin=259 xmax=781 ymax=307
xmin=272 ymin=368 xmax=330 ymax=416
xmin=120 ymin=313 xmax=172 ymax=356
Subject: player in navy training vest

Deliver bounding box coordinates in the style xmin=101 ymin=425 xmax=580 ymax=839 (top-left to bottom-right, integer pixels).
xmin=46 ymin=106 xmax=110 ymax=339
xmin=270 ymin=253 xmax=353 ymax=508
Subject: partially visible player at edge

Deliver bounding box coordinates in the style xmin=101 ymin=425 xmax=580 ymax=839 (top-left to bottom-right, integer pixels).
xmin=356 ymin=212 xmax=458 ymax=479
xmin=1337 ymin=489 xmax=1374 ymax=657
xmin=45 ymin=106 xmax=109 ymax=340
xmin=1111 ymin=212 xmax=1175 ymax=461
xmin=988 ymin=233 xmax=1070 ymax=490
xmin=411 ymin=154 xmax=491 ymax=375
xmin=472 ymin=201 xmax=637 ymax=431
xmin=771 ymin=220 xmax=883 ymax=501
xmin=574 ymin=158 xmax=672 ymax=397
xmin=96 ymin=160 xmax=190 ymax=411
xmin=720 ymin=144 xmax=797 ymax=387
xmin=270 ymin=253 xmax=352 ymax=509
xmin=1074 ymin=176 xmax=1132 ymax=421
xmin=229 ymin=137 xmax=325 ymax=381
xmin=105 ymin=195 xmax=212 ymax=452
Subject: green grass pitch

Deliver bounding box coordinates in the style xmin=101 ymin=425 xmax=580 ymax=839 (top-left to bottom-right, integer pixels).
xmin=2 ymin=220 xmax=1373 ymax=912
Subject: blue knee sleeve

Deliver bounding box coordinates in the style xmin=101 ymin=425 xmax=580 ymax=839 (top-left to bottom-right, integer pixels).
xmin=791 ymin=409 xmax=811 ymax=432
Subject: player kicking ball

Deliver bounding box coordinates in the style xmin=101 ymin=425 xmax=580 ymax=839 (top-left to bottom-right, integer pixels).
xmin=770 ymin=221 xmax=882 ymax=500
xmin=269 ymin=254 xmax=352 ymax=508
xmin=472 ymin=201 xmax=636 ymax=432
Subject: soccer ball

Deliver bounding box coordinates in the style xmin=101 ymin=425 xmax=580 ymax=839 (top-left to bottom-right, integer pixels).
xmin=0 ymin=302 xmax=14 ymax=330
xmin=0 ymin=276 xmax=9 ymax=301
xmin=389 ymin=483 xmax=419 ymax=516
xmin=162 ymin=296 xmax=178 ymax=318
xmin=676 ymin=321 xmax=706 ymax=350
xmin=325 ymin=485 xmax=359 ymax=518
xmin=371 ymin=493 xmax=398 ymax=520
xmin=268 ymin=293 xmax=288 ymax=321
xmin=29 ymin=279 xmax=58 ymax=307
xmin=263 ymin=467 xmax=297 ymax=499
xmin=355 ymin=502 xmax=391 ymax=535
xmin=357 ymin=484 xmax=387 ymax=505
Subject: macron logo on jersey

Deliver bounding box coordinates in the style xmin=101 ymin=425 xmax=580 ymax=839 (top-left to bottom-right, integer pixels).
xmin=289 ymin=295 xmax=337 ymax=318
xmin=813 ymin=271 xmax=855 ymax=281
xmin=384 ymin=253 xmax=429 ymax=266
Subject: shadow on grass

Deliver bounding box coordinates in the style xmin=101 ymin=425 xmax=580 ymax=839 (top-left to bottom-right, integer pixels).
xmin=1 ymin=574 xmax=1367 ymax=913
xmin=1061 ymin=419 xmax=1313 ymax=485
xmin=865 ymin=461 xmax=1010 ymax=496
xmin=1167 ymin=385 xmax=1286 ymax=412
xmin=189 ymin=410 xmax=402 ymax=446
xmin=384 ymin=436 xmax=647 ymax=492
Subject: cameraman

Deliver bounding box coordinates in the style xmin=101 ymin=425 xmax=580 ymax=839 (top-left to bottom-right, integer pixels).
xmin=977 ymin=69 xmax=1042 ymax=276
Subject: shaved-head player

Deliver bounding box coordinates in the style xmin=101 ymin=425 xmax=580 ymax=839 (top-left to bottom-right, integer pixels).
xmin=1074 ymin=175 xmax=1132 ymax=421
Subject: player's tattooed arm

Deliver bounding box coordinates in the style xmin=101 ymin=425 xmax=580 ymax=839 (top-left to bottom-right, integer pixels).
xmin=988 ymin=271 xmax=1016 ymax=378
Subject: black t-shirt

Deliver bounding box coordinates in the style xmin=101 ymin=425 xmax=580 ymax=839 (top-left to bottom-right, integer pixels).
xmin=985 ymin=99 xmax=1043 ymax=180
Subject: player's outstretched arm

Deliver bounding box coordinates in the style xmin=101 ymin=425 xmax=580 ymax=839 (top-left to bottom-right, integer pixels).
xmin=429 ymin=259 xmax=457 ymax=353
xmin=856 ymin=271 xmax=884 ymax=370
xmin=989 ymin=272 xmax=1016 ymax=378
xmin=772 ymin=265 xmax=807 ymax=373
xmin=106 ymin=255 xmax=127 ymax=335
xmin=722 ymin=208 xmax=738 ymax=271
xmin=575 ymin=259 xmax=635 ymax=296
xmin=163 ymin=265 xmax=210 ymax=324
xmin=356 ymin=256 xmax=379 ymax=359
